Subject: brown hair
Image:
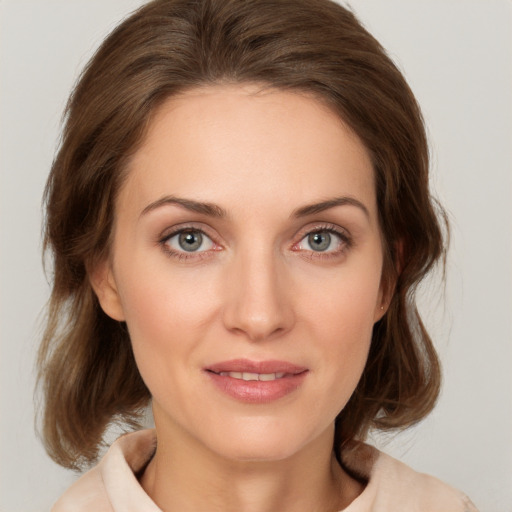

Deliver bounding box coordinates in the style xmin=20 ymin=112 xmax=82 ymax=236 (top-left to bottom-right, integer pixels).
xmin=38 ymin=0 xmax=446 ymax=470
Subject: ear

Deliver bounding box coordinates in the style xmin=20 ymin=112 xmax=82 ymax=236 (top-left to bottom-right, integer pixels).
xmin=88 ymin=258 xmax=125 ymax=321
xmin=373 ymin=290 xmax=391 ymax=323
xmin=373 ymin=239 xmax=402 ymax=322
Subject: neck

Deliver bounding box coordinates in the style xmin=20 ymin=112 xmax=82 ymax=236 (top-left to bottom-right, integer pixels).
xmin=140 ymin=421 xmax=363 ymax=512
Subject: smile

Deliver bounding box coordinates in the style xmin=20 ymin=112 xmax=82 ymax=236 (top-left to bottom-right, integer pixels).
xmin=205 ymin=359 xmax=308 ymax=403
xmin=216 ymin=372 xmax=286 ymax=381
xmin=206 ymin=358 xmax=307 ymax=375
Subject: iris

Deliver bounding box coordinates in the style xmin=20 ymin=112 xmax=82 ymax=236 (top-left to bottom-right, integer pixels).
xmin=179 ymin=231 xmax=203 ymax=251
xmin=308 ymin=232 xmax=331 ymax=252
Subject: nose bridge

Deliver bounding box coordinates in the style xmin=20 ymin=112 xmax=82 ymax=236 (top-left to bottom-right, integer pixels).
xmin=223 ymin=241 xmax=294 ymax=341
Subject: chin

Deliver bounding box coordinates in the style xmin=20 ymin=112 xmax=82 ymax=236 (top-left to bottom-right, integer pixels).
xmin=214 ymin=437 xmax=304 ymax=463
xmin=200 ymin=418 xmax=329 ymax=464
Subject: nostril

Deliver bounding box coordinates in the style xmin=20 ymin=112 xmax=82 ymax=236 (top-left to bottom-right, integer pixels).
xmin=228 ymin=321 xmax=289 ymax=343
xmin=221 ymin=258 xmax=295 ymax=341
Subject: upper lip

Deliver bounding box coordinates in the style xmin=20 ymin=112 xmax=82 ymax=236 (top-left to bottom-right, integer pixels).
xmin=206 ymin=359 xmax=308 ymax=375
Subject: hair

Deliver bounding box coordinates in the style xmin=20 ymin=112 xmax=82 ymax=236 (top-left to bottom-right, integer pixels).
xmin=38 ymin=0 xmax=446 ymax=470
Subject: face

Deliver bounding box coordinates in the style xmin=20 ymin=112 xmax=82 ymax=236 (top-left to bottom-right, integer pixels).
xmin=93 ymin=84 xmax=386 ymax=462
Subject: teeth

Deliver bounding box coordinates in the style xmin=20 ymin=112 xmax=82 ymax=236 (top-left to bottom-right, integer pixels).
xmin=218 ymin=372 xmax=286 ymax=381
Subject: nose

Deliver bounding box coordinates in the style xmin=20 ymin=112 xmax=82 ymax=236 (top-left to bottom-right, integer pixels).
xmin=222 ymin=247 xmax=295 ymax=342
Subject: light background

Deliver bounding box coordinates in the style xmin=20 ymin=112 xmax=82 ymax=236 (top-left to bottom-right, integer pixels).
xmin=0 ymin=1 xmax=511 ymax=510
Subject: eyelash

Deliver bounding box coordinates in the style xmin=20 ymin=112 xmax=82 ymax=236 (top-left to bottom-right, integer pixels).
xmin=158 ymin=225 xmax=219 ymax=262
xmin=292 ymin=223 xmax=352 ymax=261
xmin=158 ymin=223 xmax=352 ymax=261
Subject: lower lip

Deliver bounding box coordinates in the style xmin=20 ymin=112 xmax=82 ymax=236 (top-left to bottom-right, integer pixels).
xmin=206 ymin=371 xmax=308 ymax=403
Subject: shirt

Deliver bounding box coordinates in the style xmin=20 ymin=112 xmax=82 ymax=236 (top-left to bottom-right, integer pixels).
xmin=52 ymin=429 xmax=478 ymax=511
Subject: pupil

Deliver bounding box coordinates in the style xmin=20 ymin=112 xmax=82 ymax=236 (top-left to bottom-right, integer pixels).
xmin=308 ymin=232 xmax=331 ymax=252
xmin=179 ymin=231 xmax=202 ymax=251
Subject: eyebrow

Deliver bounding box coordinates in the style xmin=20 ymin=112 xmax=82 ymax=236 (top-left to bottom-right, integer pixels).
xmin=140 ymin=195 xmax=369 ymax=220
xmin=292 ymin=196 xmax=370 ymax=219
xmin=140 ymin=195 xmax=227 ymax=218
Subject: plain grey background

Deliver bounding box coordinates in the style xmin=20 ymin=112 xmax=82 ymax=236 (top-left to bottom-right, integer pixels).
xmin=1 ymin=1 xmax=511 ymax=510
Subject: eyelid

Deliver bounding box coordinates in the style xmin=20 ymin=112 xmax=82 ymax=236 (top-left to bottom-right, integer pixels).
xmin=159 ymin=221 xmax=218 ymax=242
xmin=158 ymin=223 xmax=222 ymax=259
xmin=293 ymin=222 xmax=350 ymax=242
xmin=156 ymin=221 xmax=351 ymax=261
xmin=291 ymin=222 xmax=352 ymax=257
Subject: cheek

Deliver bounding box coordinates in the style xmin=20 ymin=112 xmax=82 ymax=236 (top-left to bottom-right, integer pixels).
xmin=316 ymin=290 xmax=375 ymax=381
xmin=114 ymin=259 xmax=220 ymax=371
xmin=302 ymin=257 xmax=382 ymax=340
xmin=299 ymin=259 xmax=381 ymax=397
xmin=117 ymin=250 xmax=215 ymax=323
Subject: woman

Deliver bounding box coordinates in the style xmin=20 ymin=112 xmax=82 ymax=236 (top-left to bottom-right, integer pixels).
xmin=38 ymin=0 xmax=477 ymax=510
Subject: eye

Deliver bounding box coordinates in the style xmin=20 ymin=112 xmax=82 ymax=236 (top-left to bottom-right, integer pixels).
xmin=293 ymin=225 xmax=349 ymax=257
xmin=306 ymin=231 xmax=336 ymax=252
xmin=163 ymin=229 xmax=215 ymax=253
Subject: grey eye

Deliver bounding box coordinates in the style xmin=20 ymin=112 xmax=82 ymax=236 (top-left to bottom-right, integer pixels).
xmin=307 ymin=231 xmax=332 ymax=252
xmin=162 ymin=228 xmax=216 ymax=257
xmin=178 ymin=231 xmax=203 ymax=251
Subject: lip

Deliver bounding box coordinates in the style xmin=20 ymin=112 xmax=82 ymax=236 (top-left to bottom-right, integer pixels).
xmin=205 ymin=359 xmax=308 ymax=404
xmin=206 ymin=359 xmax=307 ymax=375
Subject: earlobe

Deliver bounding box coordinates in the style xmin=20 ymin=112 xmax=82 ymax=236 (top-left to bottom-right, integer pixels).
xmin=373 ymin=302 xmax=388 ymax=323
xmin=373 ymin=273 xmax=396 ymax=323
xmin=88 ymin=259 xmax=125 ymax=321
xmin=374 ymin=267 xmax=397 ymax=322
xmin=374 ymin=238 xmax=402 ymax=322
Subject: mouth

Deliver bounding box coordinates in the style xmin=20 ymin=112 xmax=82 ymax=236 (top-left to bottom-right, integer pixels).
xmin=205 ymin=359 xmax=308 ymax=403
xmin=206 ymin=358 xmax=307 ymax=375
xmin=213 ymin=371 xmax=288 ymax=381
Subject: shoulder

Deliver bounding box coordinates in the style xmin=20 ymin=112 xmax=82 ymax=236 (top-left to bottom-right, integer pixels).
xmin=51 ymin=465 xmax=112 ymax=512
xmin=370 ymin=450 xmax=478 ymax=511
xmin=51 ymin=429 xmax=159 ymax=512
xmin=341 ymin=442 xmax=478 ymax=512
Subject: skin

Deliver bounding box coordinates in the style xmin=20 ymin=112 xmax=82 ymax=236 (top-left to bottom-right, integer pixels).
xmin=92 ymin=84 xmax=388 ymax=512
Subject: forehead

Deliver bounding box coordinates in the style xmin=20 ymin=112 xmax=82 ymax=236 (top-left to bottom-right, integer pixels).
xmin=120 ymin=84 xmax=376 ymax=219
